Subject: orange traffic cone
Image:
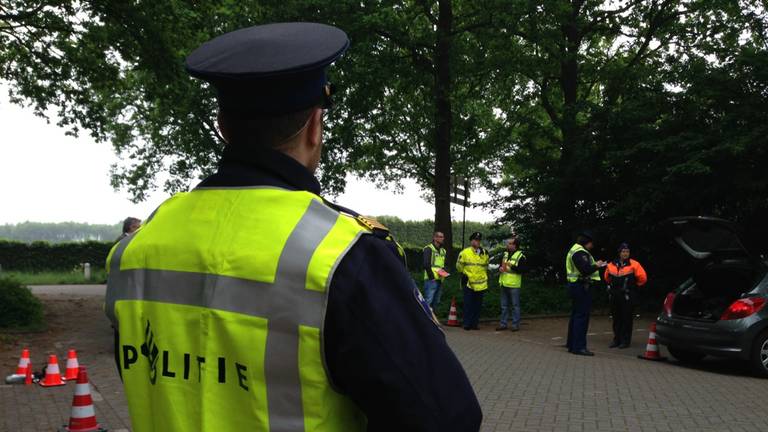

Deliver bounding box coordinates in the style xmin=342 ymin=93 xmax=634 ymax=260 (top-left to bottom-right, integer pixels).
xmin=638 ymin=322 xmax=667 ymax=361
xmin=59 ymin=367 xmax=106 ymax=432
xmin=15 ymin=348 xmax=31 ymax=376
xmin=446 ymin=297 xmax=460 ymax=327
xmin=65 ymin=349 xmax=80 ymax=380
xmin=39 ymin=354 xmax=66 ymax=387
xmin=25 ymin=360 xmax=33 ymax=385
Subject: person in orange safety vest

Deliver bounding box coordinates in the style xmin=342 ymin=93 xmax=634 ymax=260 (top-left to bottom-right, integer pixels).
xmin=603 ymin=243 xmax=647 ymax=349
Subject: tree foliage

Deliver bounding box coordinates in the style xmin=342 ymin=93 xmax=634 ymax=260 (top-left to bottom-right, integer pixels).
xmin=486 ymin=0 xmax=768 ymax=270
xmin=3 ymin=1 xmax=768 ymax=296
xmin=0 ymin=221 xmax=121 ymax=242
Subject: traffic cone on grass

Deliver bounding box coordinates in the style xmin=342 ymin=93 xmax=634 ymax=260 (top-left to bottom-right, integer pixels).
xmin=39 ymin=354 xmax=66 ymax=387
xmin=59 ymin=366 xmax=106 ymax=432
xmin=638 ymin=322 xmax=667 ymax=361
xmin=65 ymin=349 xmax=80 ymax=380
xmin=446 ymin=297 xmax=460 ymax=327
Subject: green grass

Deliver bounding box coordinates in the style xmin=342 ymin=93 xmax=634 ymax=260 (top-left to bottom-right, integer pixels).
xmin=1 ymin=269 xmax=107 ymax=285
xmin=412 ymin=272 xmax=610 ymax=320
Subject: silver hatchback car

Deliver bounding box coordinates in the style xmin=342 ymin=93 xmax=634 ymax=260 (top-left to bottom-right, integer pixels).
xmin=655 ymin=217 xmax=768 ymax=377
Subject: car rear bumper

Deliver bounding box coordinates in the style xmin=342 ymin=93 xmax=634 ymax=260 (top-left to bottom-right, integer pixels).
xmin=655 ymin=316 xmax=751 ymax=360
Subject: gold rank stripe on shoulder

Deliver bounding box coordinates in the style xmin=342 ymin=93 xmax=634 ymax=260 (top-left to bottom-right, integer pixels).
xmin=355 ymin=215 xmax=389 ymax=233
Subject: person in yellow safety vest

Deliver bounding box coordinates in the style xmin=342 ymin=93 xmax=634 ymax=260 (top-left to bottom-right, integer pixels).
xmin=422 ymin=231 xmax=448 ymax=311
xmin=105 ymin=22 xmax=481 ymax=432
xmin=456 ymin=232 xmax=490 ymax=330
xmin=565 ymin=230 xmax=608 ymax=356
xmin=496 ymin=238 xmax=528 ymax=332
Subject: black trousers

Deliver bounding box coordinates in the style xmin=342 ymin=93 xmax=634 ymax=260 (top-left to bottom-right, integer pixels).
xmin=566 ymin=282 xmax=592 ymax=352
xmin=610 ymin=289 xmax=635 ymax=345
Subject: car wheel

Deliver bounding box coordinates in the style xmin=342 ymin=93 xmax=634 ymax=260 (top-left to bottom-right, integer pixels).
xmin=749 ymin=330 xmax=768 ymax=378
xmin=668 ymin=346 xmax=706 ymax=363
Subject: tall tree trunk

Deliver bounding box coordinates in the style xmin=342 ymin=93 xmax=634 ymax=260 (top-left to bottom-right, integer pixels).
xmin=435 ymin=0 xmax=455 ymax=264
xmin=554 ymin=1 xmax=584 ymax=244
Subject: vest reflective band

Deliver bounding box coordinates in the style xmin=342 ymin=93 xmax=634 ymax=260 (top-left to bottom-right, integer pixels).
xmin=105 ymin=187 xmax=368 ymax=431
xmin=565 ymin=243 xmax=600 ymax=283
xmin=499 ymin=250 xmax=524 ymax=288
xmin=423 ymin=243 xmax=446 ymax=281
xmin=457 ymin=247 xmax=489 ymax=291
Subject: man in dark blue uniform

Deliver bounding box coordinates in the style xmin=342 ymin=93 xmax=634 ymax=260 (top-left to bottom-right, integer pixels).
xmin=111 ymin=22 xmax=481 ymax=431
xmin=565 ymin=231 xmax=607 ymax=356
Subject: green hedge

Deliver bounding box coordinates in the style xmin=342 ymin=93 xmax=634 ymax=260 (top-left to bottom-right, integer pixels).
xmin=0 ymin=277 xmax=44 ymax=330
xmin=0 ymin=240 xmax=113 ymax=272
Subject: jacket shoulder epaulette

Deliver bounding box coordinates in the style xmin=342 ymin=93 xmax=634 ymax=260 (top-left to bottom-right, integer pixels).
xmin=355 ymin=215 xmax=390 ymax=236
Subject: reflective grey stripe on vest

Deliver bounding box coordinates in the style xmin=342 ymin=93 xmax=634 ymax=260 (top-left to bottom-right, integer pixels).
xmin=106 ymin=199 xmax=347 ymax=432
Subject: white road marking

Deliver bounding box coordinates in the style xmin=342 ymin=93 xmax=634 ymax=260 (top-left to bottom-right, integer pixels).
xmin=91 ymin=386 xmax=104 ymax=402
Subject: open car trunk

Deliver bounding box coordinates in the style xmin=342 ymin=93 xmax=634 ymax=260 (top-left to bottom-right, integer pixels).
xmin=672 ymin=262 xmax=764 ymax=321
xmin=665 ymin=217 xmax=767 ymax=321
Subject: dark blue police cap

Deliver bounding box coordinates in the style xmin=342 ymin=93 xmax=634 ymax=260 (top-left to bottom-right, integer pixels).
xmin=186 ymin=22 xmax=349 ymax=115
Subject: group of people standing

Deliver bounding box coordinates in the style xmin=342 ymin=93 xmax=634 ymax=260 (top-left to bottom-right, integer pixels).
xmin=422 ymin=231 xmax=527 ymax=332
xmin=421 ymin=230 xmax=647 ymax=355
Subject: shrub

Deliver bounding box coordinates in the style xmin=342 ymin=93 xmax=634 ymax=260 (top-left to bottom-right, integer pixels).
xmin=0 ymin=277 xmax=44 ymax=330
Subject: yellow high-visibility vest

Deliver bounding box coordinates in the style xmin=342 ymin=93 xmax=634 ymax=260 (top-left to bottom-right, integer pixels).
xmin=499 ymin=250 xmax=524 ymax=288
xmin=456 ymin=247 xmax=489 ymax=291
xmin=423 ymin=243 xmax=447 ymax=281
xmin=105 ymin=187 xmax=369 ymax=431
xmin=565 ymin=243 xmax=600 ymax=283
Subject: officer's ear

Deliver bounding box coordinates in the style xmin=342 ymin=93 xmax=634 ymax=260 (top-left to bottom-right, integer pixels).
xmin=217 ymin=111 xmax=232 ymax=144
xmin=305 ymin=107 xmax=323 ymax=150
xmin=302 ymin=107 xmax=324 ymax=172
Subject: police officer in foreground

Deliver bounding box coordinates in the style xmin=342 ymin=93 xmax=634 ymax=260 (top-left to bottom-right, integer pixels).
xmin=564 ymin=231 xmax=607 ymax=356
xmin=105 ymin=23 xmax=481 ymax=431
xmin=457 ymin=232 xmax=490 ymax=330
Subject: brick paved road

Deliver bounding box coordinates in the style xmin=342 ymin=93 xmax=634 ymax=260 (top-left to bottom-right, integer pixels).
xmin=2 ymin=290 xmax=768 ymax=431
xmin=449 ymin=322 xmax=768 ymax=432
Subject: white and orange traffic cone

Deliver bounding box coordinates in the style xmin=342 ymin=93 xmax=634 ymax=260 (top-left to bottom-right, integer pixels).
xmin=638 ymin=322 xmax=667 ymax=361
xmin=39 ymin=354 xmax=66 ymax=387
xmin=65 ymin=349 xmax=80 ymax=381
xmin=446 ymin=297 xmax=460 ymax=327
xmin=4 ymin=348 xmax=32 ymax=383
xmin=59 ymin=366 xmax=106 ymax=432
xmin=15 ymin=348 xmax=31 ymax=376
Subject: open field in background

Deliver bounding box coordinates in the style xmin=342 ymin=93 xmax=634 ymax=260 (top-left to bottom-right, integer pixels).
xmin=2 ymin=270 xmax=107 ymax=285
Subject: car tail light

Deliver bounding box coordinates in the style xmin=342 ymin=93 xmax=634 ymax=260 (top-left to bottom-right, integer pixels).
xmin=720 ymin=297 xmax=767 ymax=321
xmin=662 ymin=292 xmax=676 ymax=317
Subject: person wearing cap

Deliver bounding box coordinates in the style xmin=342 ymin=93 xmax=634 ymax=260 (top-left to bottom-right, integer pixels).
xmin=456 ymin=232 xmax=490 ymax=330
xmin=496 ymin=238 xmax=527 ymax=332
xmin=565 ymin=231 xmax=607 ymax=356
xmin=422 ymin=231 xmax=448 ymax=311
xmin=105 ymin=23 xmax=481 ymax=431
xmin=604 ymin=243 xmax=648 ymax=348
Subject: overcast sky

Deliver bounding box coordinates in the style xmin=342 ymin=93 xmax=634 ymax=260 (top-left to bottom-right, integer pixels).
xmin=0 ymin=91 xmax=495 ymax=225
